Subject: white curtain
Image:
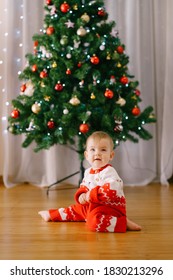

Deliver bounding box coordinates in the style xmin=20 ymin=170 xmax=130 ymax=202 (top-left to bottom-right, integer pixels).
xmin=1 ymin=0 xmax=172 ymax=188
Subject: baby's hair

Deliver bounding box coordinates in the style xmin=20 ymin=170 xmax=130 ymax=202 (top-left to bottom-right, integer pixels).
xmin=85 ymin=131 xmax=114 ymax=150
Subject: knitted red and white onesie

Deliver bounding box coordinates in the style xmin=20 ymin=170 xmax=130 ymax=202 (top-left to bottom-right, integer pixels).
xmin=49 ymin=164 xmax=127 ymax=232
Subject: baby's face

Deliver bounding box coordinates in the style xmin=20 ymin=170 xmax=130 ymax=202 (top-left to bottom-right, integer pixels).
xmin=84 ymin=138 xmax=114 ymax=169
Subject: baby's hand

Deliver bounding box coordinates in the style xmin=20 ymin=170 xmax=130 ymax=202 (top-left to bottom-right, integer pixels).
xmin=85 ymin=191 xmax=90 ymax=202
xmin=78 ymin=192 xmax=90 ymax=204
xmin=78 ymin=193 xmax=87 ymax=204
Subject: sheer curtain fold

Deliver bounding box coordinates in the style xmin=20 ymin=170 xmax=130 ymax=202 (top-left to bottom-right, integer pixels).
xmin=160 ymin=0 xmax=173 ymax=184
xmin=1 ymin=0 xmax=172 ymax=188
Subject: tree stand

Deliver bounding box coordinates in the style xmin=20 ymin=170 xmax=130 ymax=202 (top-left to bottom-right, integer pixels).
xmin=46 ymin=160 xmax=85 ymax=196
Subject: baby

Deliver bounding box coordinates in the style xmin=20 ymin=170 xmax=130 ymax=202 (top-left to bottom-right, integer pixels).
xmin=39 ymin=131 xmax=141 ymax=232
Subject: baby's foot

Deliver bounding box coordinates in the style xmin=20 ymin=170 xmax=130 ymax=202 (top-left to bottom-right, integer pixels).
xmin=38 ymin=210 xmax=51 ymax=222
xmin=126 ymin=218 xmax=142 ymax=231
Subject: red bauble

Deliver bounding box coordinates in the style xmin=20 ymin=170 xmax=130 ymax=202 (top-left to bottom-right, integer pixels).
xmin=46 ymin=0 xmax=52 ymax=5
xmin=79 ymin=123 xmax=89 ymax=134
xmin=104 ymin=89 xmax=114 ymax=99
xmin=20 ymin=84 xmax=26 ymax=92
xmin=60 ymin=2 xmax=70 ymax=13
xmin=134 ymin=89 xmax=141 ymax=96
xmin=55 ymin=82 xmax=63 ymax=91
xmin=47 ymin=120 xmax=55 ymax=129
xmin=77 ymin=62 xmax=82 ymax=68
xmin=120 ymin=76 xmax=129 ymax=85
xmin=132 ymin=106 xmax=141 ymax=116
xmin=33 ymin=41 xmax=38 ymax=54
xmin=40 ymin=70 xmax=48 ymax=78
xmin=98 ymin=9 xmax=105 ymax=17
xmin=11 ymin=109 xmax=20 ymax=119
xmin=116 ymin=45 xmax=124 ymax=54
xmin=46 ymin=26 xmax=55 ymax=35
xmin=33 ymin=41 xmax=38 ymax=47
xmin=90 ymin=55 xmax=100 ymax=65
xmin=32 ymin=64 xmax=38 ymax=72
xmin=66 ymin=68 xmax=71 ymax=75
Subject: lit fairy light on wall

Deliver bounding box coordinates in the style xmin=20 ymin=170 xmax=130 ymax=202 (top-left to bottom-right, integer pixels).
xmin=1 ymin=2 xmax=25 ymax=134
xmin=1 ymin=1 xmax=45 ymax=136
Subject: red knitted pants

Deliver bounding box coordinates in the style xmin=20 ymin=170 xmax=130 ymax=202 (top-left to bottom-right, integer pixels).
xmin=49 ymin=203 xmax=126 ymax=233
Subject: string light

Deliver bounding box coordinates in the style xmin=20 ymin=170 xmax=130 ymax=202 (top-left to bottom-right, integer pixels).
xmin=16 ymin=28 xmax=22 ymax=35
xmin=0 ymin=0 xmax=42 ymax=137
xmin=115 ymin=140 xmax=119 ymax=146
xmin=1 ymin=2 xmax=40 ymax=170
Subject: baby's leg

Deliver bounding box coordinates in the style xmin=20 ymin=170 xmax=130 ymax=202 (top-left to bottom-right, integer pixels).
xmin=38 ymin=210 xmax=51 ymax=222
xmin=38 ymin=204 xmax=87 ymax=222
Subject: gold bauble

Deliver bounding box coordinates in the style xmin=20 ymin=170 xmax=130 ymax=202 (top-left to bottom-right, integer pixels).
xmin=77 ymin=26 xmax=87 ymax=37
xmin=8 ymin=126 xmax=15 ymax=133
xmin=73 ymin=4 xmax=78 ymax=11
xmin=81 ymin=13 xmax=90 ymax=23
xmin=90 ymin=93 xmax=96 ymax=99
xmin=131 ymin=95 xmax=137 ymax=100
xmin=40 ymin=81 xmax=45 ymax=88
xmin=60 ymin=35 xmax=68 ymax=45
xmin=117 ymin=62 xmax=122 ymax=68
xmin=106 ymin=52 xmax=111 ymax=60
xmin=31 ymin=103 xmax=41 ymax=114
xmin=73 ymin=4 xmax=78 ymax=10
xmin=52 ymin=61 xmax=57 ymax=68
xmin=149 ymin=113 xmax=155 ymax=119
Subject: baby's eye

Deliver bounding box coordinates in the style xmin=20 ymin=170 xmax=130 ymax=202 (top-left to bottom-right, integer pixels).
xmin=101 ymin=148 xmax=107 ymax=152
xmin=90 ymin=148 xmax=95 ymax=152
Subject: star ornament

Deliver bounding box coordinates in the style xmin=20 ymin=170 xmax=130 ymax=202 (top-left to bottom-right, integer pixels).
xmin=65 ymin=20 xmax=74 ymax=28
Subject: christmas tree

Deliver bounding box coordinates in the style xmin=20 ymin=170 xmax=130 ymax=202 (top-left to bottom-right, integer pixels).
xmin=8 ymin=0 xmax=156 ymax=160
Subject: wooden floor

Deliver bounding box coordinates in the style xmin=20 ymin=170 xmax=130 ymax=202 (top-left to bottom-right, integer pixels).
xmin=0 ymin=182 xmax=173 ymax=260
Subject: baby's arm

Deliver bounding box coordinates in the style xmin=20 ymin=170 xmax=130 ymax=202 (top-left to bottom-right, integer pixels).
xmin=75 ymin=185 xmax=90 ymax=205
